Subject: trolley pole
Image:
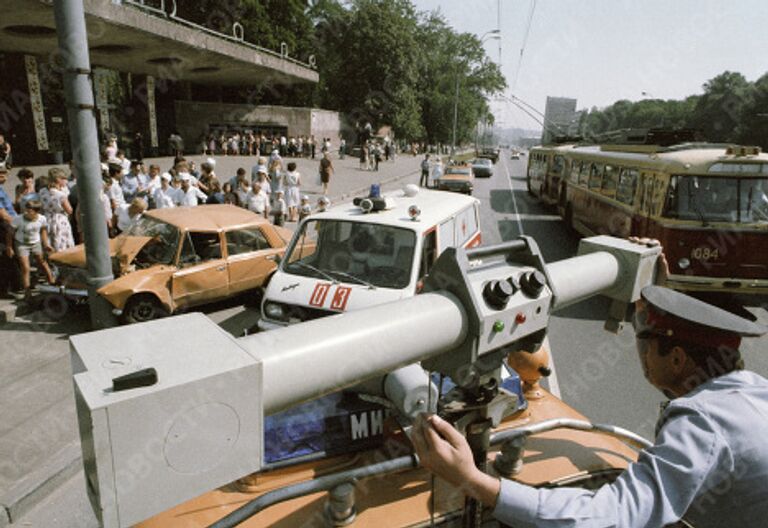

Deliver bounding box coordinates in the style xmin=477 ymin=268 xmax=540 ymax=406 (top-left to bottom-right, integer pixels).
xmin=53 ymin=0 xmax=117 ymax=329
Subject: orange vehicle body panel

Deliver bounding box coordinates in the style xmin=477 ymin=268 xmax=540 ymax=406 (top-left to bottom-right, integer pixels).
xmin=138 ymin=390 xmax=638 ymax=528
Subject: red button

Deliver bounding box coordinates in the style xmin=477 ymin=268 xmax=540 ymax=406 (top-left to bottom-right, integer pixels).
xmin=515 ymin=313 xmax=527 ymax=324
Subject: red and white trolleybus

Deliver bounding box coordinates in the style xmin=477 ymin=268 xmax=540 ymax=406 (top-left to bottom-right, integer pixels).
xmin=533 ymin=142 xmax=768 ymax=294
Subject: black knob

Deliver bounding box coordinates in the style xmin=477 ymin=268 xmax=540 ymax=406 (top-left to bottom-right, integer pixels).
xmin=520 ymin=270 xmax=546 ymax=297
xmin=483 ymin=279 xmax=513 ymax=310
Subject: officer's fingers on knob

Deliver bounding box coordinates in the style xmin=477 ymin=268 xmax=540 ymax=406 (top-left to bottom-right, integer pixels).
xmin=428 ymin=414 xmax=465 ymax=448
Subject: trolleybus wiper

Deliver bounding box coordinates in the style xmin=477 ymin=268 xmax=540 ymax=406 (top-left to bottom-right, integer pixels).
xmin=688 ymin=186 xmax=709 ymax=227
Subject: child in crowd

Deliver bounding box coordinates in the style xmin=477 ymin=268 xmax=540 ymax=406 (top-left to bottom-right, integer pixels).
xmin=317 ymin=195 xmax=330 ymax=213
xmin=222 ymin=182 xmax=239 ymax=206
xmin=298 ymin=195 xmax=312 ymax=222
xmin=6 ymin=200 xmax=55 ymax=300
xmin=272 ymin=189 xmax=286 ymax=226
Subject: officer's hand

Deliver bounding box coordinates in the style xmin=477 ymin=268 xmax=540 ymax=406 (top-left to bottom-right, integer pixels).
xmin=5 ymin=246 xmax=14 ymax=258
xmin=412 ymin=414 xmax=503 ymax=509
xmin=412 ymin=414 xmax=476 ymax=488
xmin=628 ymin=237 xmax=669 ymax=285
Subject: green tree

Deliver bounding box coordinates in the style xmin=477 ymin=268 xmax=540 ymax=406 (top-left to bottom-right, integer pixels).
xmin=739 ymin=73 xmax=768 ymax=149
xmin=689 ymin=71 xmax=752 ymax=143
xmin=415 ymin=12 xmax=506 ymax=144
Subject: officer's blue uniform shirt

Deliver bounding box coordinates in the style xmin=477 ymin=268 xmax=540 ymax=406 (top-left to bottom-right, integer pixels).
xmin=493 ymin=369 xmax=768 ymax=527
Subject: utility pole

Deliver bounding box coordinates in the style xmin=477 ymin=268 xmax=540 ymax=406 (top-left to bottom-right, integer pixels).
xmin=451 ymin=74 xmax=460 ymax=156
xmin=53 ymin=0 xmax=117 ymax=328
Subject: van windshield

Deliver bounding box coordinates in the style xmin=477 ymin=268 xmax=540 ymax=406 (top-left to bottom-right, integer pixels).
xmin=284 ymin=220 xmax=417 ymax=289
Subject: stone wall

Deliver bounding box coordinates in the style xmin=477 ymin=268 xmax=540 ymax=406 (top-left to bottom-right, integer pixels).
xmin=173 ymin=101 xmax=340 ymax=148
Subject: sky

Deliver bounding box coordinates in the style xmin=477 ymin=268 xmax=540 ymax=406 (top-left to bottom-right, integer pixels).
xmin=411 ymin=0 xmax=768 ymax=131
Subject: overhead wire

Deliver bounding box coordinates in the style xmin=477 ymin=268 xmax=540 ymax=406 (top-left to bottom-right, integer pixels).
xmin=509 ymin=0 xmax=537 ymax=93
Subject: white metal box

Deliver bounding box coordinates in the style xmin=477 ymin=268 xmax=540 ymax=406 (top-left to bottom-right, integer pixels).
xmin=71 ymin=313 xmax=263 ymax=528
xmin=577 ymin=235 xmax=661 ymax=303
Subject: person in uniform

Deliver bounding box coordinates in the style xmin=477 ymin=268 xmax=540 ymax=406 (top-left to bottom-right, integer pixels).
xmin=412 ymin=285 xmax=768 ymax=528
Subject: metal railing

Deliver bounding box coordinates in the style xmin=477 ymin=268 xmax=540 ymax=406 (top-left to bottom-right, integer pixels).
xmin=120 ymin=0 xmax=316 ymax=70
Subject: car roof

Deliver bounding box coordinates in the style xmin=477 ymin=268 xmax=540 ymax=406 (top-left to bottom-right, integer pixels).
xmin=146 ymin=204 xmax=267 ymax=232
xmin=311 ymin=187 xmax=479 ymax=234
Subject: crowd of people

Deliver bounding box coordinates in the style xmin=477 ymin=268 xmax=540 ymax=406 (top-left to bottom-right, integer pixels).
xmin=201 ymin=131 xmax=341 ymax=160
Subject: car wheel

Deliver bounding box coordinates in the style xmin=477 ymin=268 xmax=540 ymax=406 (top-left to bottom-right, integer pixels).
xmin=526 ymin=175 xmax=534 ymax=196
xmin=41 ymin=293 xmax=70 ymax=321
xmin=123 ymin=294 xmax=167 ymax=324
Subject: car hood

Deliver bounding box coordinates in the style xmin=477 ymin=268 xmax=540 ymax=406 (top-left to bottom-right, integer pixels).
xmin=50 ymin=236 xmax=155 ymax=268
xmin=264 ymin=271 xmax=411 ymax=314
xmin=440 ymin=173 xmax=472 ymax=181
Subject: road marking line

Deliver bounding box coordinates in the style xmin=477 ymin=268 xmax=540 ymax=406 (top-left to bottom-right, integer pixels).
xmin=501 ymin=156 xmax=525 ymax=236
xmin=503 ymin=155 xmax=562 ymax=399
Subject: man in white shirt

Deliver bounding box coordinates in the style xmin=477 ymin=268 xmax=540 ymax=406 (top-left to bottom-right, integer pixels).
xmin=153 ymin=173 xmax=177 ymax=209
xmin=107 ymin=163 xmax=126 ymax=212
xmin=246 ymin=182 xmax=269 ymax=218
xmin=115 ymin=198 xmax=147 ymax=233
xmin=175 ymin=173 xmax=207 ymax=207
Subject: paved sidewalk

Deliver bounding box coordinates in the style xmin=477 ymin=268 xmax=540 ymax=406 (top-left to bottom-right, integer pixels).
xmin=0 ymin=153 xmax=424 ymax=527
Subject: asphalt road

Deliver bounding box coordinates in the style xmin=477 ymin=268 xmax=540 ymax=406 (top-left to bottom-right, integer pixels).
xmin=12 ymin=150 xmax=768 ymax=526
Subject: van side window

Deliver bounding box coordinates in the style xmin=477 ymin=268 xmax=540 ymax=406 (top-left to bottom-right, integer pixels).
xmin=419 ymin=230 xmax=437 ymax=279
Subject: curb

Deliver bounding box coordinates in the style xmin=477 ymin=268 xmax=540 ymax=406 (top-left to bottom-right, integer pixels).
xmin=0 ymin=301 xmax=15 ymax=325
xmin=0 ymin=443 xmax=81 ymax=524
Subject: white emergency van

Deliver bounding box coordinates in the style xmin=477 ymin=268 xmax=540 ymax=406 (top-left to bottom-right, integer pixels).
xmin=258 ymin=185 xmax=481 ymax=329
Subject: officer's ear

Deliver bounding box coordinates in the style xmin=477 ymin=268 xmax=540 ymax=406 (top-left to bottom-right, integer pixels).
xmin=669 ymin=345 xmax=688 ymax=374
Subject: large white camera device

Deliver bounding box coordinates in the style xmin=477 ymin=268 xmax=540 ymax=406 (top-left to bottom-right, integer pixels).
xmin=71 ymin=235 xmax=661 ymax=527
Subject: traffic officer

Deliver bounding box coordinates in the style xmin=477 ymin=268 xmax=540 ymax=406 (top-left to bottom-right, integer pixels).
xmin=412 ymin=285 xmax=768 ymax=528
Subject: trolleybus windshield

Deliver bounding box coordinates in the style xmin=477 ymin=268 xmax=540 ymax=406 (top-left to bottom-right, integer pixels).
xmin=664 ymin=175 xmax=768 ymax=224
xmin=283 ymin=219 xmax=417 ymax=289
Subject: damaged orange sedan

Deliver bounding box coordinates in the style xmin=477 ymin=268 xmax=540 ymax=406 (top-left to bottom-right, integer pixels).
xmin=41 ymin=205 xmax=293 ymax=323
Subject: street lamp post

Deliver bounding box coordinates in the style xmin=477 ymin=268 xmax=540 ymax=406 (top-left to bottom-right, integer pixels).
xmin=452 ymin=31 xmax=500 ymax=155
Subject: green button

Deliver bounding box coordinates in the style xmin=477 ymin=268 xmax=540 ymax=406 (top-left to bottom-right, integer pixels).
xmin=493 ymin=320 xmax=505 ymax=333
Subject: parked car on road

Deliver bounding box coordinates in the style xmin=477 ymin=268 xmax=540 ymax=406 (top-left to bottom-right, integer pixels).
xmin=477 ymin=146 xmax=500 ymax=163
xmin=471 ymin=157 xmax=494 ymax=178
xmin=42 ymin=204 xmax=294 ymax=323
xmin=435 ymin=163 xmax=474 ymax=194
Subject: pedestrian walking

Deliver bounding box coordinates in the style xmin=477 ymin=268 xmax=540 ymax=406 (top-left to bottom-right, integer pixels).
xmin=420 ymin=154 xmax=431 ymax=187
xmin=319 ymin=152 xmax=334 ymax=195
xmin=284 ymin=162 xmax=301 ymax=222
xmin=6 ymin=199 xmax=55 ymax=301
xmin=40 ymin=168 xmax=75 ymax=252
xmin=272 ymin=190 xmax=286 ymax=226
xmin=339 ymin=138 xmax=346 ymax=159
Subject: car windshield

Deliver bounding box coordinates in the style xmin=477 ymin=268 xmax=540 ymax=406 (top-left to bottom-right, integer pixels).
xmin=284 ymin=219 xmax=416 ymax=289
xmin=474 ymin=159 xmax=492 ymax=166
xmin=664 ymin=175 xmax=768 ymax=224
xmin=446 ymin=167 xmax=471 ymax=175
xmin=125 ymin=216 xmax=180 ymax=265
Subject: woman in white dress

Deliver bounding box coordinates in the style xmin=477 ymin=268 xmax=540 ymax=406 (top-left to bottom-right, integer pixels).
xmin=41 ymin=167 xmax=75 ymax=252
xmin=284 ymin=161 xmax=301 ymax=222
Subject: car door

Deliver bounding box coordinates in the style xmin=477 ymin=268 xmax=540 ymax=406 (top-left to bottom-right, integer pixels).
xmin=225 ymin=226 xmax=281 ymax=294
xmin=171 ymin=231 xmax=229 ymax=308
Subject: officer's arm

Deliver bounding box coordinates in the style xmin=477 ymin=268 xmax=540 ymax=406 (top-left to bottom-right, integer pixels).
xmin=493 ymin=403 xmax=726 ymax=528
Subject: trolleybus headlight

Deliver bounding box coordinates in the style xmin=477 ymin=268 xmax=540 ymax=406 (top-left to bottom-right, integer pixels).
xmin=264 ymin=301 xmax=285 ymax=320
xmin=678 ymin=258 xmax=691 ymax=270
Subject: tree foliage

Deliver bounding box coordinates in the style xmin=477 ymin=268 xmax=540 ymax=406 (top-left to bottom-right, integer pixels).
xmin=580 ymin=71 xmax=768 ymax=148
xmin=173 ymin=0 xmax=506 ymax=142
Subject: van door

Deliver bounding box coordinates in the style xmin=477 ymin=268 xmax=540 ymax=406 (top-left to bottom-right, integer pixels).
xmin=438 ymin=218 xmax=455 ymax=249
